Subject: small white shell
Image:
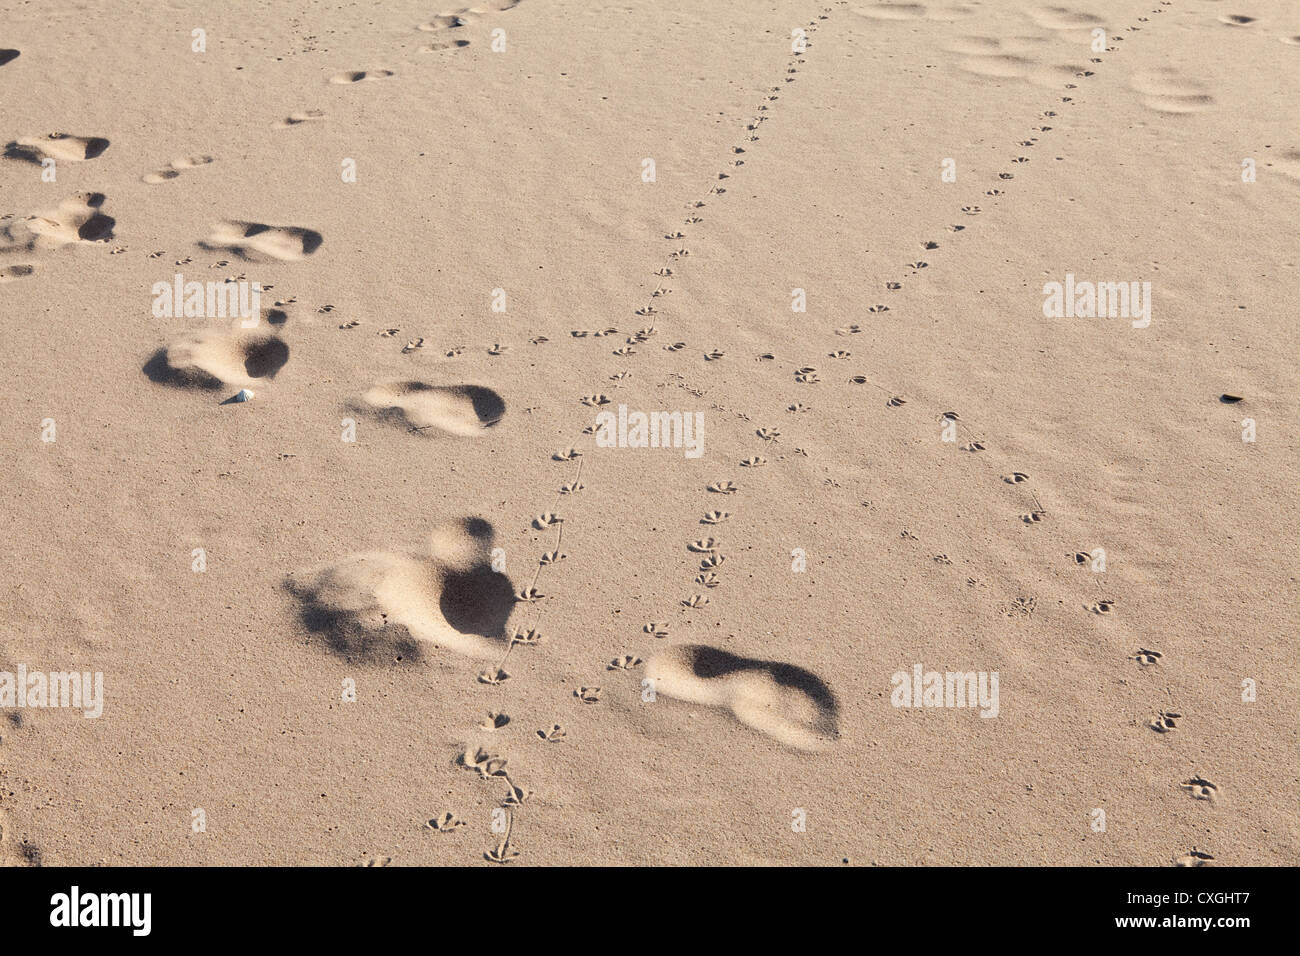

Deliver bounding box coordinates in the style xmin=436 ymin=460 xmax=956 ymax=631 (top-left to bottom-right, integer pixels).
xmin=225 ymin=388 xmax=254 ymax=404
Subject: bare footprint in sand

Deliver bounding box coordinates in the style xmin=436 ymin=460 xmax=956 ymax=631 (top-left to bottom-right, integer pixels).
xmin=143 ymin=328 xmax=289 ymax=392
xmin=1028 ymin=6 xmax=1104 ymax=30
xmin=646 ymin=644 xmax=840 ymax=751
xmin=418 ymin=0 xmax=526 ymax=33
xmin=202 ymin=220 xmax=322 ymax=261
xmin=422 ymin=38 xmax=472 ymax=52
xmin=329 ymin=69 xmax=395 ymax=84
xmin=4 ymin=133 xmax=109 ymax=165
xmin=1273 ymin=148 xmax=1300 ymax=184
xmin=0 ymin=263 xmax=36 ymax=283
xmin=0 ymin=807 xmax=42 ymax=866
xmin=0 ymin=192 xmax=115 ymax=252
xmin=359 ymin=381 xmax=505 ymax=437
xmin=143 ymin=154 xmax=214 ymax=184
xmin=1130 ymin=69 xmax=1215 ymax=114
xmin=855 ymin=2 xmax=925 ymax=19
xmin=275 ymin=109 xmax=325 ymax=129
xmin=286 ymin=517 xmax=515 ymax=661
xmin=854 ymin=2 xmax=973 ymax=22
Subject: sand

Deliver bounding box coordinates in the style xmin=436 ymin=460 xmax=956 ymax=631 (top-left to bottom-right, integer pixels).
xmin=0 ymin=0 xmax=1296 ymax=867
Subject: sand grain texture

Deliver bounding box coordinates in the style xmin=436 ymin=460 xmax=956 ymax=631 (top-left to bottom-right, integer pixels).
xmin=0 ymin=0 xmax=1296 ymax=866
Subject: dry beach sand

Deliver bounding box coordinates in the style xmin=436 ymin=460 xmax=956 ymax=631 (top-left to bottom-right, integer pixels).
xmin=0 ymin=0 xmax=1297 ymax=866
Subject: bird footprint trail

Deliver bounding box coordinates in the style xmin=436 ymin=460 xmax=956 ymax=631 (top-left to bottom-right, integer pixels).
xmin=539 ymin=7 xmax=848 ymax=761
xmin=750 ymin=0 xmax=1222 ymax=862
xmin=462 ymin=440 xmax=585 ymax=864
